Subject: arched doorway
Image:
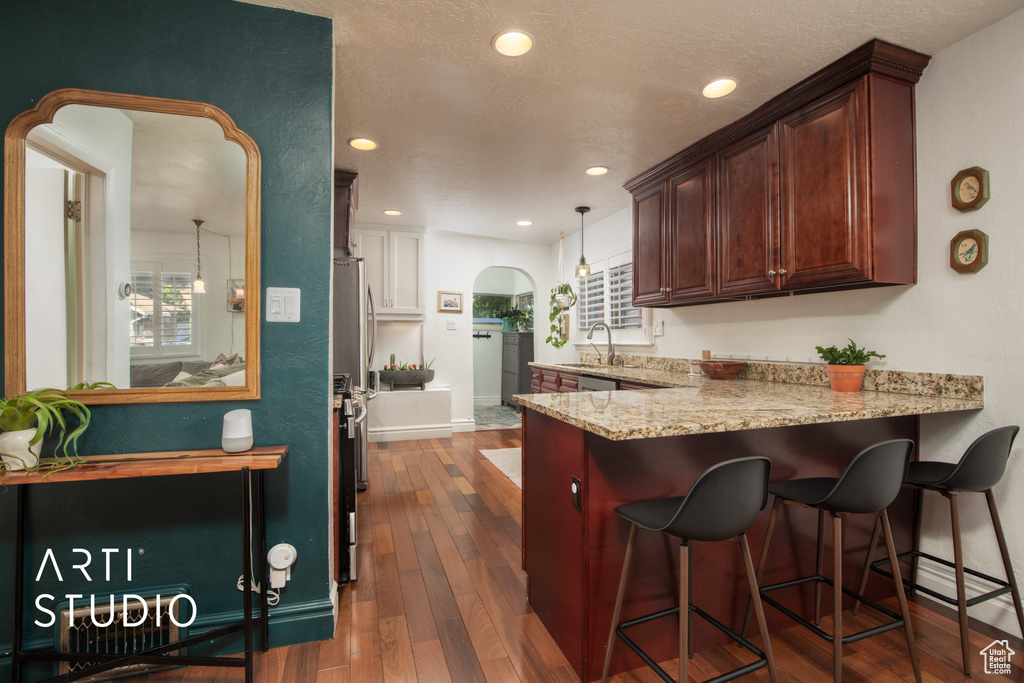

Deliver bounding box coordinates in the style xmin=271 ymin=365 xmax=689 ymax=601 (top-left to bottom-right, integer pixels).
xmin=471 ymin=266 xmax=536 ymax=430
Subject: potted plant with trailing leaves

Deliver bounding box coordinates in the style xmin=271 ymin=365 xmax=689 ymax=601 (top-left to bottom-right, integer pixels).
xmin=815 ymin=339 xmax=886 ymax=392
xmin=546 ymin=283 xmax=577 ymax=349
xmin=0 ymin=388 xmax=91 ymax=476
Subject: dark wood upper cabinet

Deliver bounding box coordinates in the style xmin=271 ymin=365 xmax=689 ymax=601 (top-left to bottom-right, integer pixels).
xmin=717 ymin=126 xmax=779 ymax=298
xmin=669 ymin=157 xmax=717 ymax=302
xmin=625 ymin=39 xmax=929 ymax=308
xmin=631 ymin=182 xmax=668 ymax=306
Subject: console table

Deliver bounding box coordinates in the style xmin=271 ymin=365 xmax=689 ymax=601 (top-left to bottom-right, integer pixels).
xmin=4 ymin=446 xmax=287 ymax=683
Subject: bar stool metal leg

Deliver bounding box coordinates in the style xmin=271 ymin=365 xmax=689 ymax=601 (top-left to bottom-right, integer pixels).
xmin=948 ymin=492 xmax=971 ymax=676
xmin=741 ymin=496 xmax=782 ymax=637
xmin=987 ymin=489 xmax=1024 ymax=640
xmin=831 ymin=513 xmax=843 ymax=682
xmin=881 ymin=509 xmax=922 ymax=683
xmin=816 ymin=510 xmax=826 ymax=627
xmin=739 ymin=533 xmax=779 ymax=683
xmin=852 ymin=517 xmax=881 ymax=616
xmin=602 ymin=524 xmax=638 ymax=683
xmin=680 ymin=542 xmax=690 ymax=683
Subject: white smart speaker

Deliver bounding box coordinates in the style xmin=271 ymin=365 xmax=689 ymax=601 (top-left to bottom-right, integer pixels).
xmin=222 ymin=409 xmax=254 ymax=453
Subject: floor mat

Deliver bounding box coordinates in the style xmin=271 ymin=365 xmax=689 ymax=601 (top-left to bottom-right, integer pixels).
xmin=474 ymin=405 xmax=521 ymax=431
xmin=479 ymin=447 xmax=522 ymax=488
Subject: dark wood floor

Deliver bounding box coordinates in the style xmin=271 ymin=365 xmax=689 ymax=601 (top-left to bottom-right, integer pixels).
xmin=145 ymin=429 xmax=1024 ymax=682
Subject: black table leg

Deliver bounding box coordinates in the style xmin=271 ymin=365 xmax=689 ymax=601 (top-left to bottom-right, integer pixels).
xmin=13 ymin=485 xmax=26 ymax=683
xmin=256 ymin=469 xmax=269 ymax=652
xmin=242 ymin=467 xmax=253 ymax=683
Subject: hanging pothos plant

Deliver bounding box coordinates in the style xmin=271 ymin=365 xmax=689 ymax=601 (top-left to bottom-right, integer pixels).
xmin=545 ymin=232 xmax=577 ymax=349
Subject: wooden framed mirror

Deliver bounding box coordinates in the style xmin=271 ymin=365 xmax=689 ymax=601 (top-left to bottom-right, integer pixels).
xmin=4 ymin=89 xmax=260 ymax=404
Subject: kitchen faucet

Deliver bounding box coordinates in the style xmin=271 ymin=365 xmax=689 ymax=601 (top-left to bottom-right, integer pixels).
xmin=586 ymin=322 xmax=616 ymax=366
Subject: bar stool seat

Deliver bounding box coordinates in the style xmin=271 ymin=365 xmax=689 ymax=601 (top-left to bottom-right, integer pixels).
xmin=854 ymin=425 xmax=1023 ymax=676
xmin=601 ymin=456 xmax=778 ymax=683
xmin=745 ymin=439 xmax=922 ymax=683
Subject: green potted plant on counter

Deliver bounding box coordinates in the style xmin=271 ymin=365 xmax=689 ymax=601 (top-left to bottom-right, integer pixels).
xmin=815 ymin=339 xmax=886 ymax=392
xmin=0 ymin=388 xmax=92 ymax=477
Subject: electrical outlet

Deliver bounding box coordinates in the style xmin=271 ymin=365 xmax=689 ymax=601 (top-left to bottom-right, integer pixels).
xmin=653 ymin=320 xmax=665 ymax=336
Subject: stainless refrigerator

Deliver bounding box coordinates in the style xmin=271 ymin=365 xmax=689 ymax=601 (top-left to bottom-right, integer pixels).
xmin=333 ymin=252 xmax=376 ymax=488
xmin=333 ymin=253 xmax=376 ymax=581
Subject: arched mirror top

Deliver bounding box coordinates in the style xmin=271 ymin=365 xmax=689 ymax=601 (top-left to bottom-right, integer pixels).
xmin=4 ymin=88 xmax=261 ymax=404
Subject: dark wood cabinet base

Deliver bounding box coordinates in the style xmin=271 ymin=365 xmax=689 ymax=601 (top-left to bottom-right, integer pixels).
xmin=522 ymin=410 xmax=919 ymax=682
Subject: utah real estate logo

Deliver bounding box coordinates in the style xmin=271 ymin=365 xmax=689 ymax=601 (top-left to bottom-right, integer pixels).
xmin=980 ymin=640 xmax=1015 ymax=675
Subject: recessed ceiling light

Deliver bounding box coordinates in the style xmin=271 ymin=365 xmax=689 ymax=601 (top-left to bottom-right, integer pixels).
xmin=492 ymin=30 xmax=534 ymax=57
xmin=586 ymin=166 xmax=609 ymax=176
xmin=383 ymin=209 xmax=402 ymax=216
xmin=349 ymin=138 xmax=378 ymax=150
xmin=517 ymin=220 xmax=533 ymax=226
xmin=701 ymin=79 xmax=737 ymax=99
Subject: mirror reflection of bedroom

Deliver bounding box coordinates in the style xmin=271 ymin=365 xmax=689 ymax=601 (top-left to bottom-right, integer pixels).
xmin=471 ymin=266 xmax=535 ymax=431
xmin=23 ymin=104 xmax=247 ymax=391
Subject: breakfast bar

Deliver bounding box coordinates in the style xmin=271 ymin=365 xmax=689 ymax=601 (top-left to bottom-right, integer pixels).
xmin=513 ymin=372 xmax=983 ymax=682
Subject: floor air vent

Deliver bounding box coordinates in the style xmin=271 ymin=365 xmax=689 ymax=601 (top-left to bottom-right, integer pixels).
xmin=58 ymin=595 xmax=182 ymax=681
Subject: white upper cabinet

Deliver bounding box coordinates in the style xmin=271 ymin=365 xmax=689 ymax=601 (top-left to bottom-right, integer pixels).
xmin=353 ymin=227 xmax=425 ymax=319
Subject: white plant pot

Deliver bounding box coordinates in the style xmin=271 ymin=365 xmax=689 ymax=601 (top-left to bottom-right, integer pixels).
xmin=0 ymin=427 xmax=41 ymax=471
xmin=555 ymin=293 xmax=572 ymax=308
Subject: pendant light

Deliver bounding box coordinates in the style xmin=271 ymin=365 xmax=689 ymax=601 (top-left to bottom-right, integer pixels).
xmin=193 ymin=219 xmax=206 ymax=294
xmin=575 ymin=206 xmax=591 ymax=278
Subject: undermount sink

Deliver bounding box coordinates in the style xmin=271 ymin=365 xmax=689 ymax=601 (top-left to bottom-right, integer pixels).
xmin=558 ymin=362 xmax=606 ymax=368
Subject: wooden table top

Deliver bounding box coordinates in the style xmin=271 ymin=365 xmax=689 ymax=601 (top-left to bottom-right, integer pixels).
xmin=3 ymin=446 xmax=287 ymax=485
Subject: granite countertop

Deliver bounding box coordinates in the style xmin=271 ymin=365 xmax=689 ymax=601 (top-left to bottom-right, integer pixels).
xmin=516 ymin=359 xmax=984 ymax=440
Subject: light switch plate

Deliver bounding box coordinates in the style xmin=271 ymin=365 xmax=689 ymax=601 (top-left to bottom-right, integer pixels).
xmin=446 ymin=320 xmax=456 ymax=331
xmin=266 ymin=287 xmax=301 ymax=322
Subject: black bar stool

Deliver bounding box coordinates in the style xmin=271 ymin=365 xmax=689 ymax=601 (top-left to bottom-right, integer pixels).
xmin=744 ymin=439 xmax=921 ymax=683
xmin=853 ymin=425 xmax=1023 ymax=676
xmin=601 ymin=456 xmax=778 ymax=683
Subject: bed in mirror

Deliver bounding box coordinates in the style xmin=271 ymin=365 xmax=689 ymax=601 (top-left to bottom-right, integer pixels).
xmin=4 ymin=88 xmax=261 ymax=404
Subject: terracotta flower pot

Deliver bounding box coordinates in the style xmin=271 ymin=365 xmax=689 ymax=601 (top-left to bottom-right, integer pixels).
xmin=826 ymin=364 xmax=866 ymax=392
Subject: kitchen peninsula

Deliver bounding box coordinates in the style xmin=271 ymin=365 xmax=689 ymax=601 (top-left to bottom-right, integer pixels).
xmin=513 ymin=365 xmax=983 ymax=681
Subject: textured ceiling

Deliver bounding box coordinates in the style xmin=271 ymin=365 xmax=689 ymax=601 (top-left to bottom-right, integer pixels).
xmin=243 ymin=0 xmax=1024 ymax=244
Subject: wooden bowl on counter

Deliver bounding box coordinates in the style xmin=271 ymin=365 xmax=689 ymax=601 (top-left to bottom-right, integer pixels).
xmin=697 ymin=360 xmax=747 ymax=380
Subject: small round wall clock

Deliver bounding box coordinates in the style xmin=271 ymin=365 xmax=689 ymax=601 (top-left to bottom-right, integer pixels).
xmin=950 ymin=166 xmax=990 ymax=211
xmin=950 ymin=229 xmax=988 ymax=273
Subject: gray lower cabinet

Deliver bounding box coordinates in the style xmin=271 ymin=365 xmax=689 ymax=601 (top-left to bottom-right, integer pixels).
xmin=501 ymin=332 xmax=534 ymax=409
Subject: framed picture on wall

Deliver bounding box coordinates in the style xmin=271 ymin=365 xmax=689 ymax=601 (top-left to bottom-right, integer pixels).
xmin=227 ymin=279 xmax=246 ymax=313
xmin=438 ymin=291 xmax=463 ymax=313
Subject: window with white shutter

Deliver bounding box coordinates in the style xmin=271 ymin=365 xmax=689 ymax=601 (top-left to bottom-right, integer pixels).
xmin=130 ymin=260 xmax=199 ymax=357
xmin=575 ymin=250 xmax=650 ymax=346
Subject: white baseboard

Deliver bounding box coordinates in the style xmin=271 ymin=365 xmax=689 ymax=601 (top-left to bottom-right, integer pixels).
xmin=914 ymin=557 xmax=1022 ymax=638
xmin=368 ymin=422 xmax=453 ymax=443
xmin=474 ymin=396 xmax=501 ymax=407
xmin=452 ymin=418 xmax=476 ymax=433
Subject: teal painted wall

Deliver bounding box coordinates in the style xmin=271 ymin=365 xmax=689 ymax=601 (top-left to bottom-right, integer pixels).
xmin=0 ymin=1 xmax=335 ymax=678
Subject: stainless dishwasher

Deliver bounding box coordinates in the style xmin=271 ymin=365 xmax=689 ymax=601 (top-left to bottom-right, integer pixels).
xmin=577 ymin=375 xmax=619 ymax=391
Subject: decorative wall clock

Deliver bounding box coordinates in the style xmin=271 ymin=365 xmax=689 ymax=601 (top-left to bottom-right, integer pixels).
xmin=950 ymin=166 xmax=990 ymax=211
xmin=950 ymin=229 xmax=988 ymax=273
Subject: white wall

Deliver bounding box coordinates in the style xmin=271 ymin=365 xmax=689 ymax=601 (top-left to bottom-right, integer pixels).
xmin=423 ymin=232 xmax=553 ymax=428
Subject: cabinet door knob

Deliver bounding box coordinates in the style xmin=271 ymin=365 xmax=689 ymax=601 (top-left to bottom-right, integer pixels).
xmin=768 ymin=270 xmax=776 ymax=277
xmin=778 ymin=269 xmax=787 ymax=276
